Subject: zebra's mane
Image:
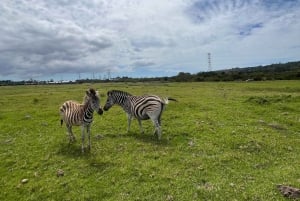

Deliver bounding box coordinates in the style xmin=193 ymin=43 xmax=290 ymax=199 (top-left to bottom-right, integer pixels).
xmin=83 ymin=94 xmax=90 ymax=105
xmin=83 ymin=88 xmax=99 ymax=104
xmin=108 ymin=90 xmax=132 ymax=97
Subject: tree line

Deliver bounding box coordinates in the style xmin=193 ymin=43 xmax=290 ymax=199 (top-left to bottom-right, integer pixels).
xmin=1 ymin=61 xmax=299 ymax=86
xmin=171 ymin=61 xmax=300 ymax=82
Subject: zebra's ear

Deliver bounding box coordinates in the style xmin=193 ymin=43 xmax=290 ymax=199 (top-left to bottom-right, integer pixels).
xmin=89 ymin=88 xmax=96 ymax=95
xmin=95 ymin=90 xmax=99 ymax=96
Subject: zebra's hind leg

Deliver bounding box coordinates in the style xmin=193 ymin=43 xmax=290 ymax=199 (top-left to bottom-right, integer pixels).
xmin=154 ymin=126 xmax=162 ymax=140
xmin=151 ymin=119 xmax=161 ymax=140
xmin=157 ymin=118 xmax=162 ymax=140
xmin=67 ymin=125 xmax=76 ymax=143
xmin=138 ymin=119 xmax=144 ymax=134
xmin=127 ymin=114 xmax=133 ymax=133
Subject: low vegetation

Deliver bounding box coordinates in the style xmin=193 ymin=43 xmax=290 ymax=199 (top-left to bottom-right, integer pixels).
xmin=0 ymin=81 xmax=299 ymax=200
xmin=0 ymin=61 xmax=299 ymax=85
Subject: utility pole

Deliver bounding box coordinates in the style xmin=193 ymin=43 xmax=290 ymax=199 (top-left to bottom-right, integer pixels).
xmin=208 ymin=52 xmax=212 ymax=72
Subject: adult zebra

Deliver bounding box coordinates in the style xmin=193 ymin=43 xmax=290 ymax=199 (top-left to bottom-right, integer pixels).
xmin=60 ymin=88 xmax=103 ymax=152
xmin=103 ymin=90 xmax=177 ymax=140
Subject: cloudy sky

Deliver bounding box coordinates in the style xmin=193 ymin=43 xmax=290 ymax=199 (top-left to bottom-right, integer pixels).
xmin=0 ymin=0 xmax=300 ymax=81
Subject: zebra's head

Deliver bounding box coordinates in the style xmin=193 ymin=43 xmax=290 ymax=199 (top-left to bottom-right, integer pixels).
xmin=103 ymin=91 xmax=115 ymax=111
xmin=85 ymin=89 xmax=103 ymax=115
xmin=103 ymin=90 xmax=131 ymax=111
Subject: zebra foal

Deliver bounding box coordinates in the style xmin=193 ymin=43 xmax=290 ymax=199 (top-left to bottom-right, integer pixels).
xmin=103 ymin=90 xmax=177 ymax=140
xmin=59 ymin=89 xmax=103 ymax=152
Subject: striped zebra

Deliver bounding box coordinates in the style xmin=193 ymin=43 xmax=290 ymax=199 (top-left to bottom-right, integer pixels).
xmin=103 ymin=90 xmax=177 ymax=140
xmin=59 ymin=88 xmax=103 ymax=152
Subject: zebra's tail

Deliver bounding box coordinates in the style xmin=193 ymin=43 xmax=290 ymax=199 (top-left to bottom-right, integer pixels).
xmin=168 ymin=97 xmax=177 ymax=102
xmin=59 ymin=106 xmax=64 ymax=127
xmin=163 ymin=97 xmax=177 ymax=104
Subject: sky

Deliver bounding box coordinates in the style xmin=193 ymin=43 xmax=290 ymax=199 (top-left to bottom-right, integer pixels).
xmin=0 ymin=0 xmax=300 ymax=81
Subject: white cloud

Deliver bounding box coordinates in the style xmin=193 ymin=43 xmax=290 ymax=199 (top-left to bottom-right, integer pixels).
xmin=0 ymin=0 xmax=299 ymax=80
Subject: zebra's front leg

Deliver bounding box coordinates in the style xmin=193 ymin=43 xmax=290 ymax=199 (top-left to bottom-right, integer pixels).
xmin=81 ymin=125 xmax=85 ymax=153
xmin=87 ymin=124 xmax=91 ymax=151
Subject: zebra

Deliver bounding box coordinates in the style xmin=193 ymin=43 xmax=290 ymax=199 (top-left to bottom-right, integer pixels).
xmin=59 ymin=88 xmax=103 ymax=152
xmin=103 ymin=90 xmax=177 ymax=140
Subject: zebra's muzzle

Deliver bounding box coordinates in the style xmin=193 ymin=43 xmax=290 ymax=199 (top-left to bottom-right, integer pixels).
xmin=97 ymin=108 xmax=104 ymax=115
xmin=103 ymin=105 xmax=110 ymax=111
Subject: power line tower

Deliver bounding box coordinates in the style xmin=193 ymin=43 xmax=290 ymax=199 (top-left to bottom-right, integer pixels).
xmin=207 ymin=53 xmax=212 ymax=72
xmin=107 ymin=70 xmax=111 ymax=80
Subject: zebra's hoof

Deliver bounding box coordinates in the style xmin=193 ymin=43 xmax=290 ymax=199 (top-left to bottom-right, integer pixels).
xmin=68 ymin=136 xmax=76 ymax=143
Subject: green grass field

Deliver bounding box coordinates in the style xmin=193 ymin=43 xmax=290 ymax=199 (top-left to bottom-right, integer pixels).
xmin=1 ymin=81 xmax=300 ymax=200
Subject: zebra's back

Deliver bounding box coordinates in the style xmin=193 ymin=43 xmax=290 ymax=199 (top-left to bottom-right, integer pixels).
xmin=60 ymin=101 xmax=84 ymax=126
xmin=129 ymin=95 xmax=164 ymax=119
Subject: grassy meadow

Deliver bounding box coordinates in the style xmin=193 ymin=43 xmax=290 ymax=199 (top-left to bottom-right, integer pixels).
xmin=0 ymin=81 xmax=300 ymax=200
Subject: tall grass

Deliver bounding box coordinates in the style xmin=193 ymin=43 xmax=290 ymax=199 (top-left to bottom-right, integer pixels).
xmin=0 ymin=81 xmax=299 ymax=200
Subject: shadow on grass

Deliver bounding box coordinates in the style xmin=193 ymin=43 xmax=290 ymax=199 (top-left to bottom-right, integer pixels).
xmin=56 ymin=141 xmax=94 ymax=158
xmin=103 ymin=132 xmax=170 ymax=146
xmin=88 ymin=160 xmax=114 ymax=172
xmin=56 ymin=142 xmax=115 ymax=171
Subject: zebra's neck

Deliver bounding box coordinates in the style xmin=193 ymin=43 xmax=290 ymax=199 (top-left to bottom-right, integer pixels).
xmin=83 ymin=100 xmax=94 ymax=123
xmin=115 ymin=95 xmax=131 ymax=114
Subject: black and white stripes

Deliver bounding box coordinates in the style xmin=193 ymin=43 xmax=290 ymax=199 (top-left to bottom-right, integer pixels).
xmin=103 ymin=90 xmax=176 ymax=139
xmin=59 ymin=89 xmax=176 ymax=152
xmin=60 ymin=89 xmax=103 ymax=152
